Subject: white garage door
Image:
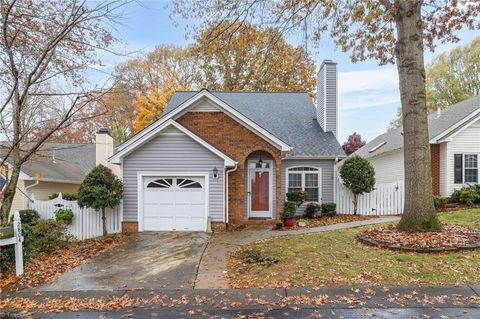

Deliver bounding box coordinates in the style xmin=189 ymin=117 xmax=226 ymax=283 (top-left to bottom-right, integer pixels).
xmin=143 ymin=176 xmax=206 ymax=231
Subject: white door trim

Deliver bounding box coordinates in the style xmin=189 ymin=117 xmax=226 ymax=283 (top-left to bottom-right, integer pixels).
xmin=247 ymin=160 xmax=273 ymax=218
xmin=137 ymin=172 xmax=209 ymax=232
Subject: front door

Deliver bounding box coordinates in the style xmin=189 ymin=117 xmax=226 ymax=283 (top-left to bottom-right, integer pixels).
xmin=248 ymin=160 xmax=272 ymax=218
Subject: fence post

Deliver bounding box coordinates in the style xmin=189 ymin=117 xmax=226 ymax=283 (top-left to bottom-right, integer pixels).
xmin=13 ymin=211 xmax=24 ymax=276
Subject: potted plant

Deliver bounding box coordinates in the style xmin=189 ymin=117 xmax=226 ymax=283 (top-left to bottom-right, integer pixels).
xmin=54 ymin=208 xmax=74 ymax=225
xmin=283 ymin=201 xmax=297 ymax=227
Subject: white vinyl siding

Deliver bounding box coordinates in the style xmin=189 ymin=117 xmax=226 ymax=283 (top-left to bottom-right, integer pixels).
xmin=122 ymin=126 xmax=225 ymax=222
xmin=447 ymin=118 xmax=480 ymax=193
xmin=366 ymin=149 xmax=404 ymax=184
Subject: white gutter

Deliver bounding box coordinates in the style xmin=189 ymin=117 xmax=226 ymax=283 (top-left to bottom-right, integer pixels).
xmin=225 ymin=163 xmax=238 ymax=225
xmin=23 ymin=180 xmax=40 ymax=204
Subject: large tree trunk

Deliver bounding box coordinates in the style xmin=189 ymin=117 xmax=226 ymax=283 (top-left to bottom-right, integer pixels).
xmin=0 ymin=164 xmax=21 ymax=226
xmin=394 ymin=0 xmax=440 ymax=231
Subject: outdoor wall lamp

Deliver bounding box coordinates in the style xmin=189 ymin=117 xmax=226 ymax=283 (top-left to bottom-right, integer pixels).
xmin=212 ymin=166 xmax=219 ymax=179
xmin=258 ymin=159 xmax=263 ymax=166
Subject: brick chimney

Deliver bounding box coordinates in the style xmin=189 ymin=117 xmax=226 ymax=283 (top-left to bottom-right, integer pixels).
xmin=317 ymin=60 xmax=338 ymax=137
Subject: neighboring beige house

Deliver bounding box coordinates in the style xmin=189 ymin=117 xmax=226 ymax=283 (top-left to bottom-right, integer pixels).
xmin=1 ymin=129 xmax=118 ymax=214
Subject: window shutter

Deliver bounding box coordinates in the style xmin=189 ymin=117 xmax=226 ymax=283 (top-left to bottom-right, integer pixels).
xmin=454 ymin=154 xmax=463 ymax=184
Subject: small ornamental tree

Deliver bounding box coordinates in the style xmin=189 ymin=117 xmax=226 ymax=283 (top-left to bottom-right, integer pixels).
xmin=78 ymin=165 xmax=123 ymax=236
xmin=342 ymin=132 xmax=366 ymax=156
xmin=339 ymin=156 xmax=375 ymax=215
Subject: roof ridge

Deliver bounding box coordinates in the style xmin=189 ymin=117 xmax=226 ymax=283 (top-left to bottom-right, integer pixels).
xmin=175 ymin=90 xmax=309 ymax=94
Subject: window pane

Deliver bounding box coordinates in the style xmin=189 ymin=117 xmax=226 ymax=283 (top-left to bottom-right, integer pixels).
xmin=305 ymin=173 xmax=318 ymax=187
xmin=465 ymin=155 xmax=478 ymax=168
xmin=288 ymin=173 xmax=302 ymax=188
xmin=304 ymin=188 xmax=319 ymax=201
xmin=465 ymin=169 xmax=478 ymax=183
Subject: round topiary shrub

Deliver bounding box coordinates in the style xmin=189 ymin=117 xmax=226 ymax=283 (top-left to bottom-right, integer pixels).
xmin=304 ymin=202 xmax=321 ymax=219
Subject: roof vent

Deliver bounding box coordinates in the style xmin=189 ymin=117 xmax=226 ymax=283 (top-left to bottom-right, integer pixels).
xmin=369 ymin=141 xmax=387 ymax=153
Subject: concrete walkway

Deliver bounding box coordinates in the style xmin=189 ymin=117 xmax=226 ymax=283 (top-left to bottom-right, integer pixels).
xmin=194 ymin=216 xmax=399 ymax=289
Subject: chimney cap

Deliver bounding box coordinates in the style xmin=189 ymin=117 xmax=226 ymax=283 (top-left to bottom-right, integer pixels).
xmin=97 ymin=127 xmax=110 ymax=134
xmin=321 ymin=59 xmax=337 ymax=65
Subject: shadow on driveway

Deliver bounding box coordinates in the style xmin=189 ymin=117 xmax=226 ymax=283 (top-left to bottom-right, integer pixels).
xmin=35 ymin=232 xmax=209 ymax=291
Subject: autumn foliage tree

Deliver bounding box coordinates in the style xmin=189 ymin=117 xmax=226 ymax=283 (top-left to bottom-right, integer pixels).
xmin=0 ymin=0 xmax=125 ymax=225
xmin=171 ymin=0 xmax=480 ymax=231
xmin=342 ymin=132 xmax=366 ymax=156
xmin=192 ymin=22 xmax=316 ymax=93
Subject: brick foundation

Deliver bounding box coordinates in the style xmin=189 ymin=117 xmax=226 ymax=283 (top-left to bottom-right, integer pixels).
xmin=177 ymin=112 xmax=283 ymax=225
xmin=431 ymin=144 xmax=440 ymax=196
xmin=122 ymin=221 xmax=138 ymax=233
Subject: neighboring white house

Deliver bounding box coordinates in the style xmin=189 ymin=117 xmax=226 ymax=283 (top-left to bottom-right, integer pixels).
xmin=354 ymin=95 xmax=480 ymax=197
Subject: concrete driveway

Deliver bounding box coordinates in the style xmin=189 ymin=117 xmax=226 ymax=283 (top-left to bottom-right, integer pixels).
xmin=36 ymin=232 xmax=210 ymax=291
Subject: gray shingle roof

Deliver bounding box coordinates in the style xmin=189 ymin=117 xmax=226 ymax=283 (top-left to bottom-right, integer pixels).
xmin=164 ymin=91 xmax=345 ymax=157
xmin=356 ymin=95 xmax=480 ymax=158
xmin=0 ymin=143 xmax=95 ymax=183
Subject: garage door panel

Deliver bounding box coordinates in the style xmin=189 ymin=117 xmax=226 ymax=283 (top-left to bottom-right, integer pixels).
xmin=142 ymin=176 xmax=206 ymax=231
xmin=144 ymin=217 xmax=174 ymax=231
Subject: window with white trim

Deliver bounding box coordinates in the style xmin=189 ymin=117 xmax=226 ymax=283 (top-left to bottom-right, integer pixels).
xmin=454 ymin=154 xmax=479 ymax=184
xmin=287 ymin=167 xmax=320 ymax=201
xmin=464 ymin=154 xmax=478 ymax=183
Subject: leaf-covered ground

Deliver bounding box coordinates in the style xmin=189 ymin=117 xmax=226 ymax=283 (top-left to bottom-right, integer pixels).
xmin=275 ymin=214 xmax=375 ymax=231
xmin=228 ymin=209 xmax=480 ymax=288
xmin=0 ymin=234 xmax=125 ymax=292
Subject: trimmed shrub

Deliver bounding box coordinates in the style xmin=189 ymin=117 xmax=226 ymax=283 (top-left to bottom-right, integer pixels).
xmin=48 ymin=192 xmax=79 ymax=201
xmin=432 ymin=196 xmax=447 ymax=210
xmin=450 ymin=186 xmax=480 ymax=206
xmin=283 ymin=201 xmax=297 ymax=218
xmin=321 ymin=203 xmax=337 ymax=217
xmin=286 ymin=191 xmax=308 ymax=207
xmin=0 ymin=224 xmax=35 ymax=271
xmin=54 ymin=208 xmax=74 ymax=223
xmin=10 ymin=209 xmax=40 ymax=225
xmin=304 ymin=202 xmax=321 ymax=219
xmin=32 ymin=220 xmax=72 ymax=253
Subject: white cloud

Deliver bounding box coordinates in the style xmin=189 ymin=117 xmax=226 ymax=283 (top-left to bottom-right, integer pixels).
xmin=338 ymin=67 xmax=400 ymax=110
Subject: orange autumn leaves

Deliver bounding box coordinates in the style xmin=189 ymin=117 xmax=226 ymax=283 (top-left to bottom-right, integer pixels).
xmin=132 ymin=80 xmax=187 ymax=132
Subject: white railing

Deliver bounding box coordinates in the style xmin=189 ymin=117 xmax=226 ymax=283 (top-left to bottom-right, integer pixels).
xmin=28 ymin=193 xmax=121 ymax=240
xmin=335 ymin=179 xmax=404 ymax=215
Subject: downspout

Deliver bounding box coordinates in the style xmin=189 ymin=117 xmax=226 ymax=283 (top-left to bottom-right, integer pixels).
xmin=225 ymin=163 xmax=238 ymax=225
xmin=23 ymin=180 xmax=39 ymax=206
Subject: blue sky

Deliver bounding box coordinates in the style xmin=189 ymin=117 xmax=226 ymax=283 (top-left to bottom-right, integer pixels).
xmin=103 ymin=1 xmax=479 ymax=143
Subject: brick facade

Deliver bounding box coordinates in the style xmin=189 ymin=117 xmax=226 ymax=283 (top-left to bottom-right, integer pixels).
xmin=430 ymin=144 xmax=440 ymax=196
xmin=177 ymin=112 xmax=283 ymax=226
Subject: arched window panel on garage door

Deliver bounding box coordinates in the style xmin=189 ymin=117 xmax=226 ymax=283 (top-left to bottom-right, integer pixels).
xmin=177 ymin=178 xmax=202 ymax=188
xmin=147 ymin=178 xmax=173 ymax=188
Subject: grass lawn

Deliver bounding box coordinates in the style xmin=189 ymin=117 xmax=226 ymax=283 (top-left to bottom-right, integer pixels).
xmin=228 ymin=209 xmax=480 ymax=288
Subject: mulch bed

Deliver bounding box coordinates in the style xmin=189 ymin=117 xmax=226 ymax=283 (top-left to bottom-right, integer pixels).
xmin=0 ymin=234 xmax=126 ymax=292
xmin=275 ymin=214 xmax=376 ymax=231
xmin=358 ymin=224 xmax=480 ymax=253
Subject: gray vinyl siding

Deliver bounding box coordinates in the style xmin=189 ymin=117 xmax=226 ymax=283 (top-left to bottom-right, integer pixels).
xmin=122 ymin=130 xmax=225 ymax=222
xmin=282 ymin=159 xmax=335 ymax=214
xmin=317 ymin=61 xmax=337 ymax=137
xmin=243 ymin=153 xmax=276 ymax=218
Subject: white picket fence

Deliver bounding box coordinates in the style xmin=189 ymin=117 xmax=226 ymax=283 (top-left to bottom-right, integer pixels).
xmin=28 ymin=193 xmax=121 ymax=240
xmin=335 ymin=179 xmax=404 ymax=215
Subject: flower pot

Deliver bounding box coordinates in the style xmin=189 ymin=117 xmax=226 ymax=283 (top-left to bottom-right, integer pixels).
xmin=275 ymin=222 xmax=283 ymax=229
xmin=0 ymin=226 xmax=14 ymax=239
xmin=283 ymin=217 xmax=296 ymax=227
